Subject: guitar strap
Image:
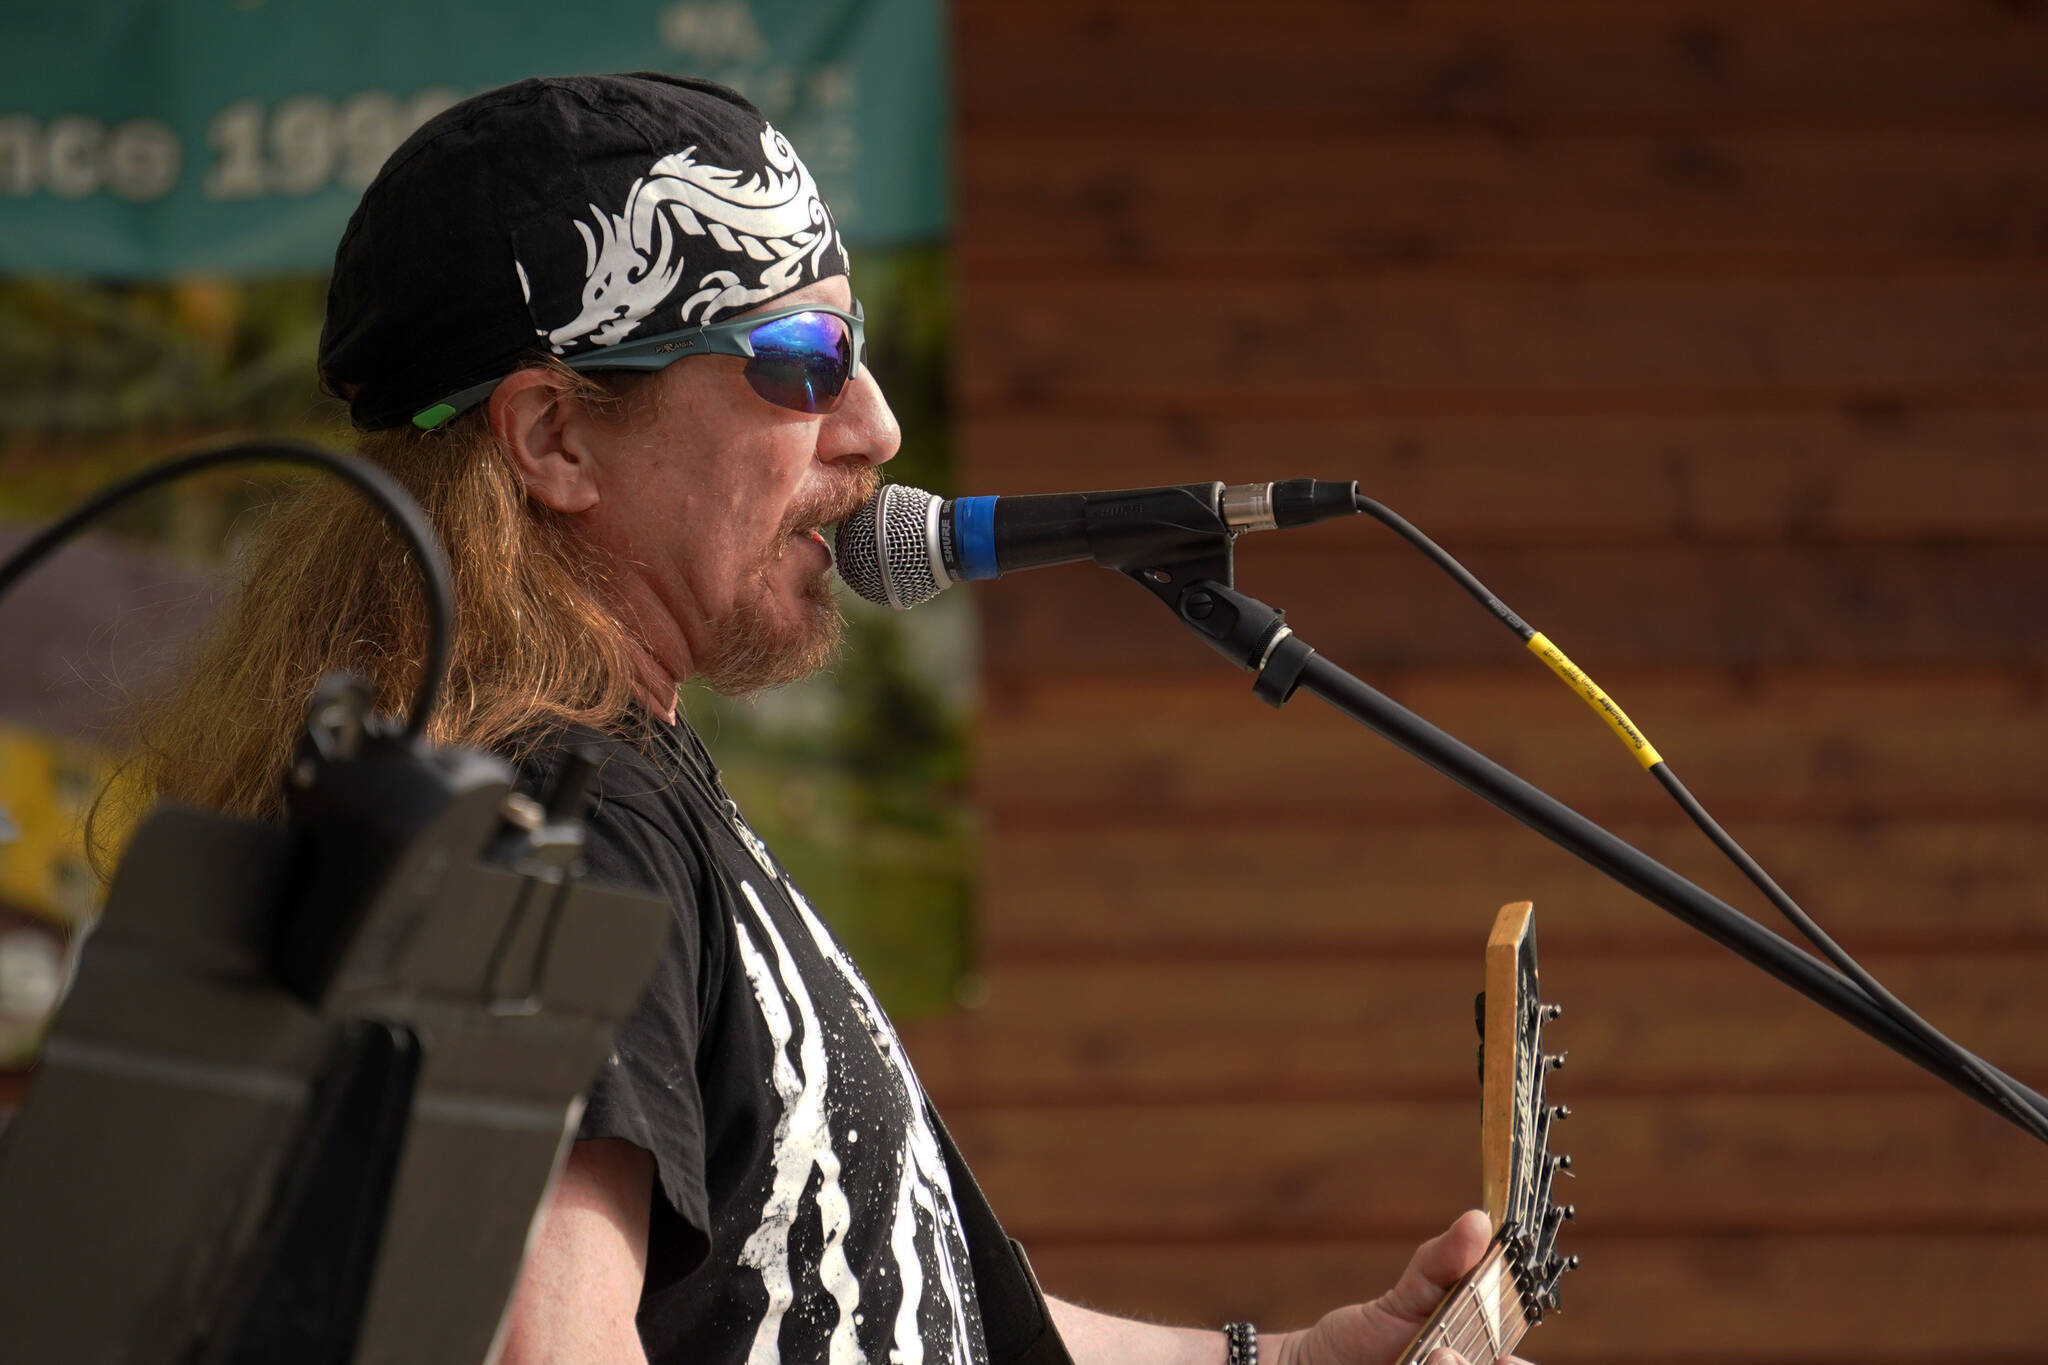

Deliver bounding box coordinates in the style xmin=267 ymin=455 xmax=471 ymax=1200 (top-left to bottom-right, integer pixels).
xmin=926 ymin=1100 xmax=1076 ymax=1365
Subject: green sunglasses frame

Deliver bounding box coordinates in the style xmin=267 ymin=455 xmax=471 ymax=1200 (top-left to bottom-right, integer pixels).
xmin=411 ymin=298 xmax=867 ymax=430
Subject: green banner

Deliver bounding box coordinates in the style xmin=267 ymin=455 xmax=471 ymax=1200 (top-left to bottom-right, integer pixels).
xmin=0 ymin=0 xmax=946 ymax=277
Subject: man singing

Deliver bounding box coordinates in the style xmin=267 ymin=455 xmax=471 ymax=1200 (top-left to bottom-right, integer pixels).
xmin=130 ymin=73 xmax=1512 ymax=1365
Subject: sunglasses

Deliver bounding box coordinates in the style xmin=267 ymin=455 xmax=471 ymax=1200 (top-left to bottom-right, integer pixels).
xmin=411 ymin=299 xmax=867 ymax=430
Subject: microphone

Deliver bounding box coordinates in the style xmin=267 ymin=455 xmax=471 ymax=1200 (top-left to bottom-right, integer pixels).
xmin=834 ymin=479 xmax=1359 ymax=609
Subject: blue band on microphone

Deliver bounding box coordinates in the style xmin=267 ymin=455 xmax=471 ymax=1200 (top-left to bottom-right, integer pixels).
xmin=954 ymin=496 xmax=1000 ymax=580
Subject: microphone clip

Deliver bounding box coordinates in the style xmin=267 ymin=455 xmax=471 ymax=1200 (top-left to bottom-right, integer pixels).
xmin=1122 ymin=549 xmax=1316 ymax=708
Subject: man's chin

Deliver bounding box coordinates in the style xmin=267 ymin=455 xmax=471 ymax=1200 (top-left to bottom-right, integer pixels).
xmin=697 ymin=586 xmax=844 ymax=697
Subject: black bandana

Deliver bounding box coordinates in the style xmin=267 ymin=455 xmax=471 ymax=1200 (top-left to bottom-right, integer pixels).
xmin=318 ymin=72 xmax=850 ymax=431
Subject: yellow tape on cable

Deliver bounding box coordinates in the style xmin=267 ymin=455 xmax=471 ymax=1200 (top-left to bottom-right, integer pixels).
xmin=1526 ymin=632 xmax=1663 ymax=769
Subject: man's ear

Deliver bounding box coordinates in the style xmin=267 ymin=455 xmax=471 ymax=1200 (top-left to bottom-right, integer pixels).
xmin=489 ymin=367 xmax=603 ymax=515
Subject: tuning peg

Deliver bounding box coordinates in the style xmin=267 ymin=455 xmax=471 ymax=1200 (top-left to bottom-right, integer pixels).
xmin=1550 ymin=1153 xmax=1575 ymax=1177
xmin=1560 ymin=1203 xmax=1576 ymax=1221
xmin=1550 ymin=1103 xmax=1572 ymax=1121
xmin=1533 ymin=1253 xmax=1579 ymax=1315
xmin=1544 ymin=1051 xmax=1568 ymax=1072
xmin=1543 ymin=1002 xmax=1563 ymax=1020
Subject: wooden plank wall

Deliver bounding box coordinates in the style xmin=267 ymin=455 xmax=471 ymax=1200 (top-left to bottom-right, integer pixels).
xmin=903 ymin=3 xmax=2048 ymax=1361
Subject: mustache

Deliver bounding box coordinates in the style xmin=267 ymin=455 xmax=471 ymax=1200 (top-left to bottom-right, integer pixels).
xmin=776 ymin=465 xmax=882 ymax=542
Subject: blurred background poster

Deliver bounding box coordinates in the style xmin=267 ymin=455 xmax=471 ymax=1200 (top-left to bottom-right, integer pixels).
xmin=0 ymin=0 xmax=945 ymax=269
xmin=6 ymin=4 xmax=2048 ymax=1364
xmin=0 ymin=0 xmax=968 ymax=1071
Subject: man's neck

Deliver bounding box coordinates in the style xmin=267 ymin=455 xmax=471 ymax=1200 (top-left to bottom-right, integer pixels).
xmin=628 ymin=644 xmax=684 ymax=724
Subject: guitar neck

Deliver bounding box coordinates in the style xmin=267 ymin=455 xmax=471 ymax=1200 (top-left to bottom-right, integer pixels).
xmin=1397 ymin=1237 xmax=1530 ymax=1365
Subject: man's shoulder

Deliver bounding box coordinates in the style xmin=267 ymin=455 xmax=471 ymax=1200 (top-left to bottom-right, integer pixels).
xmin=512 ymin=721 xmax=669 ymax=800
xmin=508 ymin=720 xmax=721 ymax=885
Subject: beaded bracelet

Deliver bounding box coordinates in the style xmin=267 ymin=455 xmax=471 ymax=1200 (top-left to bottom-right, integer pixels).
xmin=1223 ymin=1321 xmax=1258 ymax=1365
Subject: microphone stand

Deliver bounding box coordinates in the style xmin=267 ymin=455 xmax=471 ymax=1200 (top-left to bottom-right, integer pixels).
xmin=1118 ymin=541 xmax=2048 ymax=1135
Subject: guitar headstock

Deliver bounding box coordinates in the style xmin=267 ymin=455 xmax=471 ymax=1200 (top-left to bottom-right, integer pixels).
xmin=1478 ymin=901 xmax=1577 ymax=1324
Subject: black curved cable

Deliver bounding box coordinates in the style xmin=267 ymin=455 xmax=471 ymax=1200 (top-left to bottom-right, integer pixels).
xmin=1353 ymin=495 xmax=1535 ymax=641
xmin=0 ymin=438 xmax=453 ymax=739
xmin=1649 ymin=760 xmax=2048 ymax=1142
xmin=1349 ymin=488 xmax=2048 ymax=1142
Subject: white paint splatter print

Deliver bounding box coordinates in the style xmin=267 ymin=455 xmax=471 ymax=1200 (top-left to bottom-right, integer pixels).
xmin=734 ymin=882 xmax=863 ymax=1365
xmin=783 ymin=883 xmax=980 ymax=1363
xmin=716 ymin=770 xmax=984 ymax=1365
xmin=887 ymin=1135 xmax=926 ymax=1365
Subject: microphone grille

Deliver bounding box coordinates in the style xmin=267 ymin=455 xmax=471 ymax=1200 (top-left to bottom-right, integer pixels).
xmin=834 ymin=483 xmax=946 ymax=609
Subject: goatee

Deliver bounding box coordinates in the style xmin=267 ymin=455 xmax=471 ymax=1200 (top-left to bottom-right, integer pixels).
xmin=697 ymin=570 xmax=844 ymax=697
xmin=696 ymin=466 xmax=878 ymax=696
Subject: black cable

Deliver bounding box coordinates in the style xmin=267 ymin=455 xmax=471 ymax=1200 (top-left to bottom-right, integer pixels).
xmin=0 ymin=438 xmax=453 ymax=739
xmin=1285 ymin=643 xmax=2048 ymax=1133
xmin=1349 ymin=488 xmax=2048 ymax=1139
xmin=1651 ymin=761 xmax=2048 ymax=1142
xmin=1354 ymin=495 xmax=1535 ymax=641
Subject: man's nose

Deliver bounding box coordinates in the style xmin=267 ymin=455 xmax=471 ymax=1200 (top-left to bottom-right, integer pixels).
xmin=824 ymin=369 xmax=900 ymax=467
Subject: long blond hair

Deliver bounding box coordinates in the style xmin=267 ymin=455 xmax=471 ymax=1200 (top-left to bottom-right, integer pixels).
xmin=105 ymin=379 xmax=648 ymax=838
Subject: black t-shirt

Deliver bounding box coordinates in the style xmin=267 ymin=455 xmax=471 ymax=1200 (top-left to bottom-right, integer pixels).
xmin=518 ymin=719 xmax=990 ymax=1365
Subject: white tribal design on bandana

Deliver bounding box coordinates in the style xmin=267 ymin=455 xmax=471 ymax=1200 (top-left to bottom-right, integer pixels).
xmin=522 ymin=123 xmax=845 ymax=354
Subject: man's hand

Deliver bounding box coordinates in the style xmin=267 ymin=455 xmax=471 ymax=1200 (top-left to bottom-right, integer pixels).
xmin=1273 ymin=1210 xmax=1533 ymax=1365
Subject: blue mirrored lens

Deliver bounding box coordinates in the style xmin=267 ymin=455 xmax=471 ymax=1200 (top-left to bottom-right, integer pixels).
xmin=745 ymin=311 xmax=853 ymax=413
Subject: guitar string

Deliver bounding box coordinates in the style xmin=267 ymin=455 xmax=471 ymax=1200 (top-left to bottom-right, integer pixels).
xmin=1427 ymin=1298 xmax=1487 ymax=1365
xmin=1442 ymin=1253 xmax=1533 ymax=1362
xmin=1424 ymin=1292 xmax=1511 ymax=1365
xmin=1439 ymin=1289 xmax=1529 ymax=1365
xmin=1428 ymin=1110 xmax=1541 ymax=1353
xmin=1412 ymin=1256 xmax=1532 ymax=1364
xmin=1434 ymin=939 xmax=1547 ymax=1360
xmin=1447 ymin=1279 xmax=1529 ymax=1365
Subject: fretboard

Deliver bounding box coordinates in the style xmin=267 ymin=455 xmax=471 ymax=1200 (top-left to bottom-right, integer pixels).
xmin=1396 ymin=1238 xmax=1530 ymax=1365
